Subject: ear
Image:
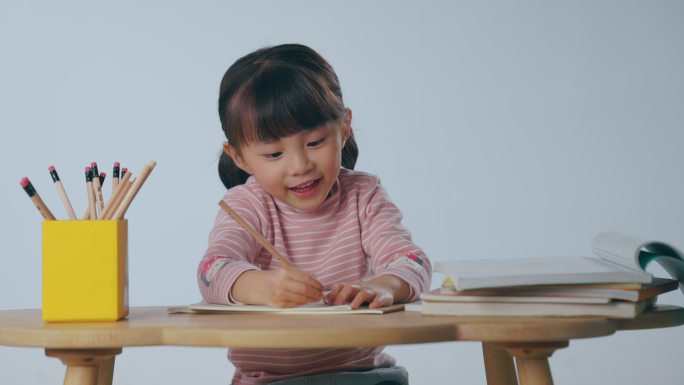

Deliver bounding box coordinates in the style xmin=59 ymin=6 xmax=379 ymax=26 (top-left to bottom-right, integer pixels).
xmin=223 ymin=141 xmax=252 ymax=174
xmin=341 ymin=108 xmax=352 ymax=143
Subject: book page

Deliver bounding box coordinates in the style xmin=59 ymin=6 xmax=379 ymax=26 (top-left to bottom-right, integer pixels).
xmin=420 ymin=290 xmax=610 ymax=304
xmin=420 ymin=297 xmax=655 ymax=318
xmin=434 ymin=257 xmax=651 ymax=290
xmin=645 ymin=253 xmax=684 ymax=293
xmin=436 ymin=257 xmax=634 ymax=278
xmin=591 ymin=231 xmax=647 ymax=270
xmin=190 ymin=301 xmax=349 ymax=312
xmin=593 ymin=232 xmax=684 ymax=292
xmin=169 ymin=302 xmax=405 ymax=315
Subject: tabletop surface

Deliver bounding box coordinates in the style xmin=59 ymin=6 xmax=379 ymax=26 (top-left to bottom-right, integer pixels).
xmin=1 ymin=305 xmax=682 ymax=349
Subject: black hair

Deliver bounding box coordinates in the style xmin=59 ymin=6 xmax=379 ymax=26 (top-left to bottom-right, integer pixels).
xmin=217 ymin=44 xmax=358 ymax=189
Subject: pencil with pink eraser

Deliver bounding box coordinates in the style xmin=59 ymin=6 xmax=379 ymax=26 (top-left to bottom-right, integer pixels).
xmin=104 ymin=166 xmax=129 ymax=218
xmin=112 ymin=162 xmax=120 ymax=194
xmin=48 ymin=166 xmax=77 ymax=220
xmin=20 ymin=177 xmax=56 ymax=220
xmin=91 ymin=162 xmax=105 ymax=214
xmin=84 ymin=166 xmax=97 ymax=219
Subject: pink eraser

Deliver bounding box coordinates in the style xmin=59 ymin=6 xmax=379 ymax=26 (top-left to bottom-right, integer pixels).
xmin=20 ymin=177 xmax=30 ymax=188
xmin=114 ymin=162 xmax=120 ymax=167
xmin=91 ymin=162 xmax=98 ymax=167
xmin=48 ymin=165 xmax=55 ymax=172
xmin=122 ymin=168 xmax=128 ymax=172
xmin=100 ymin=172 xmax=106 ymax=177
xmin=85 ymin=166 xmax=92 ymax=171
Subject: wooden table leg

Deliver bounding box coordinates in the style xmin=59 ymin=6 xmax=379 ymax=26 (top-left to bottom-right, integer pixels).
xmin=96 ymin=356 xmax=116 ymax=385
xmin=482 ymin=342 xmax=518 ymax=385
xmin=496 ymin=341 xmax=569 ymax=385
xmin=45 ymin=348 xmax=122 ymax=385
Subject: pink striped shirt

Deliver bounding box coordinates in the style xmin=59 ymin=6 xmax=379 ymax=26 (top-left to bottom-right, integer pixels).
xmin=197 ymin=168 xmax=431 ymax=385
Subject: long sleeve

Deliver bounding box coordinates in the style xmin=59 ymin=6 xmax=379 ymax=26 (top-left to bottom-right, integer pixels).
xmin=197 ymin=188 xmax=266 ymax=304
xmin=359 ymin=178 xmax=432 ymax=301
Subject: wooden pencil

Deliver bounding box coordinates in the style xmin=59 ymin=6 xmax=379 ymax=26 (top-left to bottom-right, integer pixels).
xmin=112 ymin=162 xmax=120 ymax=195
xmin=111 ymin=161 xmax=156 ymax=220
xmin=100 ymin=171 xmax=132 ymax=220
xmin=91 ymin=162 xmax=105 ymax=214
xmin=105 ymin=178 xmax=133 ymax=220
xmin=84 ymin=167 xmax=97 ymax=220
xmin=20 ymin=177 xmax=56 ymax=220
xmin=48 ymin=166 xmax=77 ymax=220
xmin=93 ymin=177 xmax=104 ymax=215
xmin=218 ymin=200 xmax=294 ymax=270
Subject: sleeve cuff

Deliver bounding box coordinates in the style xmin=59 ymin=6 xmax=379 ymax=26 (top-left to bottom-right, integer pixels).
xmin=223 ymin=262 xmax=260 ymax=304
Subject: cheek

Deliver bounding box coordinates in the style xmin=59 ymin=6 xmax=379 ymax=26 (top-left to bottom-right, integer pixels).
xmin=253 ymin=165 xmax=284 ymax=188
xmin=328 ymin=145 xmax=344 ymax=168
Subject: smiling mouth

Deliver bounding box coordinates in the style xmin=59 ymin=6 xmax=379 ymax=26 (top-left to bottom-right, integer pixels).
xmin=290 ymin=178 xmax=321 ymax=193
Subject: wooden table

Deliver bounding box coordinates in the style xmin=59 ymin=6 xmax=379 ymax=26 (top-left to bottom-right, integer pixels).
xmin=0 ymin=305 xmax=682 ymax=385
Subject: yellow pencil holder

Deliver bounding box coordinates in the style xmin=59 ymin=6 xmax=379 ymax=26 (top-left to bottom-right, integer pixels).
xmin=42 ymin=220 xmax=129 ymax=322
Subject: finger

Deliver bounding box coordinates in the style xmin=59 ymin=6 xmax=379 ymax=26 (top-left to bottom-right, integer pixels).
xmin=273 ymin=268 xmax=321 ymax=289
xmin=324 ymin=284 xmax=342 ymax=304
xmin=286 ymin=279 xmax=324 ymax=302
xmin=322 ymin=289 xmax=331 ymax=304
xmin=350 ymin=289 xmax=374 ymax=309
xmin=290 ymin=270 xmax=324 ymax=291
xmin=277 ymin=270 xmax=323 ymax=300
xmin=326 ymin=283 xmax=344 ymax=303
xmin=333 ymin=284 xmax=358 ymax=305
xmin=368 ymin=295 xmax=388 ymax=309
xmin=273 ymin=284 xmax=319 ymax=306
xmin=287 ymin=271 xmax=325 ymax=300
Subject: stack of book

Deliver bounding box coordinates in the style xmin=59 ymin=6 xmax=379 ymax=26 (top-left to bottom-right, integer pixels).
xmin=413 ymin=232 xmax=683 ymax=318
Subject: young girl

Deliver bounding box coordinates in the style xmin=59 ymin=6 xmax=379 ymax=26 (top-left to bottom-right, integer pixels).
xmin=198 ymin=44 xmax=431 ymax=385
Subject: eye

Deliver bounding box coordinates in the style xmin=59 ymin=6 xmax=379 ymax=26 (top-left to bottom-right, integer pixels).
xmin=307 ymin=137 xmax=326 ymax=147
xmin=263 ymin=151 xmax=283 ymax=159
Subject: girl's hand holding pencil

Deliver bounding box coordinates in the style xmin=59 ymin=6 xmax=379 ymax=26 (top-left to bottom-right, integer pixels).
xmin=232 ymin=269 xmax=325 ymax=308
xmin=20 ymin=160 xmax=157 ymax=221
xmin=219 ymin=200 xmax=325 ymax=308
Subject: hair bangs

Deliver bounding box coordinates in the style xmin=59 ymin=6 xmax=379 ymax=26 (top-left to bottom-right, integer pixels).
xmin=227 ymin=64 xmax=343 ymax=148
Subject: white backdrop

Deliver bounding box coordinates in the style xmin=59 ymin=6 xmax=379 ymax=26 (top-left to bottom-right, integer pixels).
xmin=1 ymin=1 xmax=683 ymax=384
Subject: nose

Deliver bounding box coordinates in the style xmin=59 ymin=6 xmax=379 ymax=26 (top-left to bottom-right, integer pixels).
xmin=288 ymin=150 xmax=314 ymax=176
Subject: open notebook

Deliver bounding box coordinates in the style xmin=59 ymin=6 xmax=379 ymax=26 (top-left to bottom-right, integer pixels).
xmin=168 ymin=302 xmax=405 ymax=315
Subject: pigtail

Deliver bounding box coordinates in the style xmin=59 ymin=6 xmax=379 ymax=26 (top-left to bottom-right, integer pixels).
xmin=341 ymin=130 xmax=359 ymax=170
xmin=218 ymin=151 xmax=250 ymax=189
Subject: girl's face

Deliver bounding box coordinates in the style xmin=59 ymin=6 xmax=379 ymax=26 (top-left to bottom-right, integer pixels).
xmin=226 ymin=110 xmax=351 ymax=211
